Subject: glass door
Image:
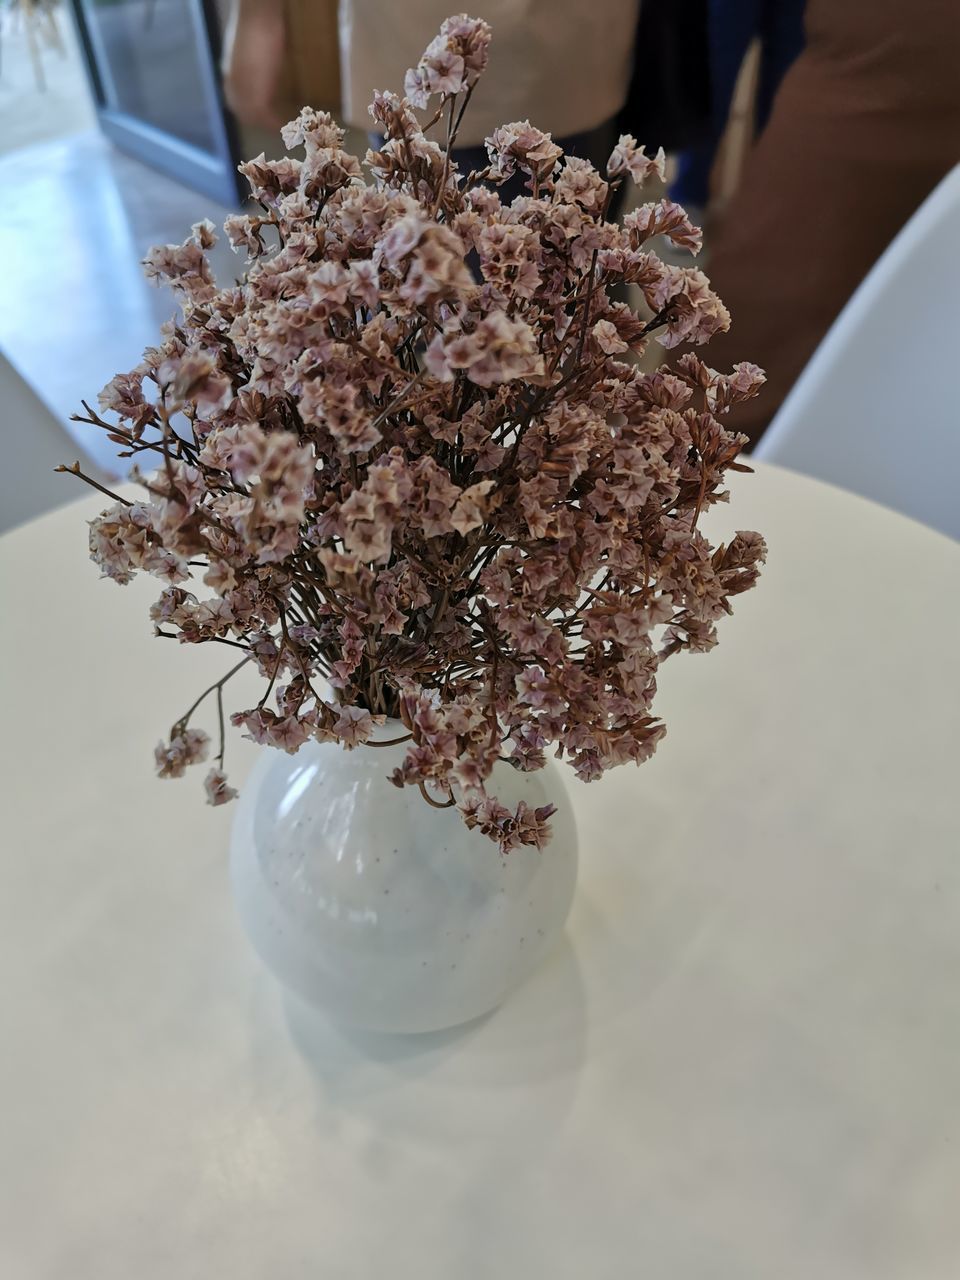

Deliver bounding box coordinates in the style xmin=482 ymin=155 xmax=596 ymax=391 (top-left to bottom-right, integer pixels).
xmin=69 ymin=0 xmax=241 ymax=205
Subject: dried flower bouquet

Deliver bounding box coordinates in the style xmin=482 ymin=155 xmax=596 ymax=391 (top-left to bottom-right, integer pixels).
xmin=64 ymin=14 xmax=767 ymax=851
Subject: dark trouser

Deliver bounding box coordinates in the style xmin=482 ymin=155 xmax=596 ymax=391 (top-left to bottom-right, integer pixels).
xmin=672 ymin=0 xmax=805 ymax=209
xmin=697 ymin=0 xmax=960 ymax=443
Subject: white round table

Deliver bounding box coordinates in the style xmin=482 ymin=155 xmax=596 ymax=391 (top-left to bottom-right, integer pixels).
xmin=2 ymin=463 xmax=959 ymax=1279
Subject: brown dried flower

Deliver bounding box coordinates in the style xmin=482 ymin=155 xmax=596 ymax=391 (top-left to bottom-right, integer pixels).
xmin=65 ymin=14 xmax=766 ymax=852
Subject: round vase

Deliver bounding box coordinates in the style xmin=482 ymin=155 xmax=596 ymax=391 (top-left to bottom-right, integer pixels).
xmin=229 ymin=728 xmax=578 ymax=1033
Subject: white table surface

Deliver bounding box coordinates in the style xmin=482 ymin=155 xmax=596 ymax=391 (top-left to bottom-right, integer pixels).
xmin=1 ymin=463 xmax=959 ymax=1280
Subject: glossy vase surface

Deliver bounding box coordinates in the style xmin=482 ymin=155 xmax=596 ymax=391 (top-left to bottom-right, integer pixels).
xmin=230 ymin=729 xmax=578 ymax=1033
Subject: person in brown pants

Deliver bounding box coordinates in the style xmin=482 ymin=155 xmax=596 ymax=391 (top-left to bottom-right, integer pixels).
xmin=701 ymin=0 xmax=960 ymax=446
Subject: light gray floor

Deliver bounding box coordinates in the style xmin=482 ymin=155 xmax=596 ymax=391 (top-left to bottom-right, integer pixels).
xmin=0 ymin=130 xmax=241 ymax=482
xmin=0 ymin=4 xmax=246 ymax=524
xmin=0 ymin=3 xmax=97 ymax=156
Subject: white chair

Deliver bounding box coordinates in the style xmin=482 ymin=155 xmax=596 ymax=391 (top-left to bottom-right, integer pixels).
xmin=0 ymin=349 xmax=109 ymax=534
xmin=755 ymin=165 xmax=960 ymax=541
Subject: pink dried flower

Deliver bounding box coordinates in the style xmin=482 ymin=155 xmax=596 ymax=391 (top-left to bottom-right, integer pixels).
xmin=404 ymin=15 xmax=491 ymax=107
xmin=142 ymin=222 xmax=218 ymax=303
xmin=624 ymin=199 xmax=704 ymax=255
xmin=650 ymin=266 xmax=732 ymax=347
xmin=486 ymin=120 xmax=563 ymax=183
xmin=333 ymin=705 xmax=384 ymax=748
xmin=606 ymin=135 xmax=666 ymax=187
xmin=707 ymin=361 xmax=767 ymax=414
xmin=97 ymin=371 xmax=153 ymax=436
xmin=65 ymin=13 xmax=765 ymax=850
xmin=280 ymin=106 xmax=345 ymax=152
xmin=426 ymin=312 xmax=544 ymax=386
xmin=405 ymin=38 xmax=466 ymax=106
xmin=158 ymin=350 xmax=233 ymax=412
xmin=204 ymin=767 xmax=238 ymax=806
xmin=155 ymin=729 xmax=210 ymax=778
xmin=592 ymin=319 xmax=629 ymax=354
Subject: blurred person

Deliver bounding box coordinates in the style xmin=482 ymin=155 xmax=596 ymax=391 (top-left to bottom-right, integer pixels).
xmin=345 ymin=0 xmax=641 ymax=178
xmin=223 ymin=0 xmax=291 ymax=129
xmin=670 ymin=0 xmax=805 ymax=223
xmin=225 ymin=1 xmax=643 ymax=181
xmin=700 ymin=0 xmax=960 ymax=444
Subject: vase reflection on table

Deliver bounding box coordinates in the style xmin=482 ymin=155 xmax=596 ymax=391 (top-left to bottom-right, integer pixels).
xmin=231 ymin=725 xmax=578 ymax=1033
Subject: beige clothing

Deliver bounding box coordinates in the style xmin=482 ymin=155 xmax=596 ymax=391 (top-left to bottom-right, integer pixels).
xmin=339 ymin=0 xmax=641 ymax=143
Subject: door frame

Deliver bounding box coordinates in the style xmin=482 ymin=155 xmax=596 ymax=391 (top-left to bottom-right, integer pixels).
xmin=68 ymin=0 xmax=243 ymax=206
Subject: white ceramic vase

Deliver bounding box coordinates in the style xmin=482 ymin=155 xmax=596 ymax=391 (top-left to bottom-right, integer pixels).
xmin=229 ymin=727 xmax=578 ymax=1033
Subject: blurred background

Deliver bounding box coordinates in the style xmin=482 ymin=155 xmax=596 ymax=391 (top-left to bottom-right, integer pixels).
xmin=2 ymin=0 xmax=958 ymax=533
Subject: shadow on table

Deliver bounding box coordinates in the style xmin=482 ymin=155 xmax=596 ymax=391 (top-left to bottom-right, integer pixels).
xmin=282 ymin=932 xmax=588 ymax=1146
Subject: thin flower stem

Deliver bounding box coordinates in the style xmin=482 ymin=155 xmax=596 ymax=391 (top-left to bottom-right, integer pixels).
xmin=431 ymin=93 xmax=458 ymax=218
xmin=156 ymin=630 xmax=251 ymax=653
xmin=173 ymin=655 xmax=252 ymax=735
xmin=55 ymin=463 xmax=127 ymax=506
xmin=368 ymin=373 xmax=428 ymax=432
xmin=418 ymin=781 xmax=456 ymax=810
xmin=278 ymin=605 xmax=311 ymax=686
xmin=216 ymin=681 xmax=227 ymax=766
xmin=574 ymin=248 xmax=600 ymax=368
xmin=257 ymin=643 xmax=285 ymax=710
xmin=449 ymin=81 xmax=476 ymax=143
